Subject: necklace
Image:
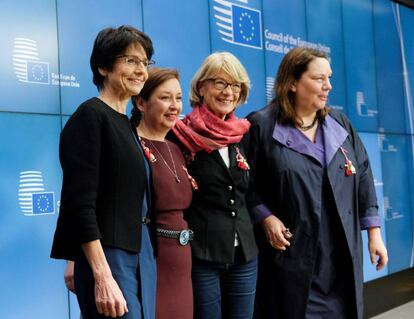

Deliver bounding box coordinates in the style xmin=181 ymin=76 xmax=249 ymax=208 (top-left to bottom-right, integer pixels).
xmin=147 ymin=140 xmax=181 ymax=183
xmin=298 ymin=116 xmax=318 ymax=131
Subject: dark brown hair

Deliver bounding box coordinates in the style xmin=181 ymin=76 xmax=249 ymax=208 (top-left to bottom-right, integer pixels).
xmin=90 ymin=25 xmax=154 ymax=91
xmin=130 ymin=67 xmax=180 ymax=126
xmin=274 ymin=47 xmax=330 ymax=126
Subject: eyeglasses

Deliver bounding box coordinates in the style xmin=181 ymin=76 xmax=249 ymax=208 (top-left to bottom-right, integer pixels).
xmin=206 ymin=78 xmax=242 ymax=93
xmin=117 ymin=55 xmax=155 ymax=68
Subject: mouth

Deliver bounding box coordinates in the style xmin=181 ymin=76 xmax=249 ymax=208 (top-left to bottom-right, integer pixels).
xmin=129 ymin=78 xmax=145 ymax=85
xmin=164 ymin=113 xmax=178 ymax=120
xmin=216 ymin=98 xmax=234 ymax=105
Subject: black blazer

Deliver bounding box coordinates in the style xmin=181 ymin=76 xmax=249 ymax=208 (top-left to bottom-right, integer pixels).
xmin=185 ymin=140 xmax=258 ymax=264
xmin=51 ymin=98 xmax=156 ymax=261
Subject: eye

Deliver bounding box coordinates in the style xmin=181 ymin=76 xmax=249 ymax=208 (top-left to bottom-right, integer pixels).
xmin=126 ymin=57 xmax=136 ymax=65
xmin=176 ymin=96 xmax=182 ymax=101
xmin=233 ymin=83 xmax=242 ymax=89
xmin=214 ymin=80 xmax=227 ymax=89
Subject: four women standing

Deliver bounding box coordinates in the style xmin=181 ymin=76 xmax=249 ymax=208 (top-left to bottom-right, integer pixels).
xmin=52 ymin=24 xmax=388 ymax=319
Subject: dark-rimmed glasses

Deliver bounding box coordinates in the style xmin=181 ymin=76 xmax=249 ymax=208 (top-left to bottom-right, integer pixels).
xmin=117 ymin=55 xmax=155 ymax=68
xmin=206 ymin=78 xmax=242 ymax=93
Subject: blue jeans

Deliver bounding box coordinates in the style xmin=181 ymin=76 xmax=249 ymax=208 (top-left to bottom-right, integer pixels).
xmin=192 ymin=248 xmax=258 ymax=319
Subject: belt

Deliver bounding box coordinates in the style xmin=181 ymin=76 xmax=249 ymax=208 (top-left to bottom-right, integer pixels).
xmin=157 ymin=228 xmax=194 ymax=246
xmin=141 ymin=217 xmax=151 ymax=224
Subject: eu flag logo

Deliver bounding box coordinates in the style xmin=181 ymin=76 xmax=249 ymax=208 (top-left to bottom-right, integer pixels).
xmin=32 ymin=192 xmax=55 ymax=214
xmin=232 ymin=5 xmax=261 ymax=48
xmin=213 ymin=1 xmax=262 ymax=50
xmin=26 ymin=61 xmax=50 ymax=84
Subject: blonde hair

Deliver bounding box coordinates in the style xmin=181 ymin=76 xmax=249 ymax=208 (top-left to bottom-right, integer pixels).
xmin=189 ymin=52 xmax=250 ymax=107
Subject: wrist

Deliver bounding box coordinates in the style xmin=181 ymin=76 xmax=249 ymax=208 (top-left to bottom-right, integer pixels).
xmin=93 ymin=267 xmax=112 ymax=282
xmin=367 ymin=226 xmax=381 ymax=238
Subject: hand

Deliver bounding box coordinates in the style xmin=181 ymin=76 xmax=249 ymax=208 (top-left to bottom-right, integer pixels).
xmin=261 ymin=215 xmax=292 ymax=250
xmin=94 ymin=273 xmax=129 ymax=318
xmin=64 ymin=261 xmax=76 ymax=293
xmin=368 ymin=227 xmax=388 ymax=270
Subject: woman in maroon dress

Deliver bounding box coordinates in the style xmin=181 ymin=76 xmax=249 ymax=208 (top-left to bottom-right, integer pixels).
xmin=131 ymin=68 xmax=194 ymax=319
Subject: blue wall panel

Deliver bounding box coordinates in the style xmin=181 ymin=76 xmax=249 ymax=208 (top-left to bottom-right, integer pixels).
xmin=380 ymin=134 xmax=413 ymax=273
xmin=374 ymin=0 xmax=407 ymax=134
xmin=0 ymin=113 xmax=65 ymax=318
xmin=0 ymin=0 xmax=60 ymax=114
xmin=400 ymin=4 xmax=414 ymax=136
xmin=342 ymin=0 xmax=379 ymax=131
xmin=143 ymin=0 xmax=210 ymax=115
xmin=306 ymin=0 xmax=347 ymax=113
xmin=262 ymin=0 xmax=306 ymax=103
xmin=57 ymin=0 xmax=143 ymax=115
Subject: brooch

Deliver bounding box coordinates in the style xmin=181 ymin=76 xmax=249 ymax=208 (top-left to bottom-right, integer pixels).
xmin=340 ymin=146 xmax=356 ymax=176
xmin=140 ymin=138 xmax=156 ymax=163
xmin=182 ymin=166 xmax=198 ymax=190
xmin=235 ymin=147 xmax=250 ymax=171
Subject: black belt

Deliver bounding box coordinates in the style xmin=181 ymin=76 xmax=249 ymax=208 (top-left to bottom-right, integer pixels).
xmin=157 ymin=228 xmax=194 ymax=246
xmin=141 ymin=217 xmax=151 ymax=224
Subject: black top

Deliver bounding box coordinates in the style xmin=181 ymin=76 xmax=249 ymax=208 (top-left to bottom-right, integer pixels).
xmin=51 ymin=97 xmax=156 ymax=261
xmin=185 ymin=140 xmax=258 ymax=264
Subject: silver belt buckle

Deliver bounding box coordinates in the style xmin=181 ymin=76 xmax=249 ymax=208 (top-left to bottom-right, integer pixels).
xmin=179 ymin=229 xmax=193 ymax=246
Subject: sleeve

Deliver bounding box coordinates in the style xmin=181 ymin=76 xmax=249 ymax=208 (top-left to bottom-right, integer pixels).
xmin=59 ymin=105 xmax=103 ymax=244
xmin=345 ymin=115 xmax=380 ymax=229
xmin=246 ymin=115 xmax=273 ymax=224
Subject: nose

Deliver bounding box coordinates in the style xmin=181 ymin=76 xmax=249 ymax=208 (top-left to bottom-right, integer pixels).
xmin=134 ymin=64 xmax=147 ymax=77
xmin=169 ymin=97 xmax=181 ymax=110
xmin=222 ymin=84 xmax=233 ymax=94
xmin=324 ymin=78 xmax=332 ymax=91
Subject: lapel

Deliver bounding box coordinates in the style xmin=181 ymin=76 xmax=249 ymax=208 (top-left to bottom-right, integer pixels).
xmin=271 ymin=114 xmax=348 ymax=167
xmin=211 ymin=146 xmax=235 ymax=181
xmin=272 ymin=122 xmax=323 ymax=164
xmin=322 ymin=114 xmax=348 ymax=165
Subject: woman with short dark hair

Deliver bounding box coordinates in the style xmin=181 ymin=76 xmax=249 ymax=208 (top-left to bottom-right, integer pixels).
xmin=51 ymin=25 xmax=157 ymax=319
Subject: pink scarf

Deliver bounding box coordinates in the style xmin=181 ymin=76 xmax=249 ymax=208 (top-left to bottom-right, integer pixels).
xmin=172 ymin=103 xmax=250 ymax=158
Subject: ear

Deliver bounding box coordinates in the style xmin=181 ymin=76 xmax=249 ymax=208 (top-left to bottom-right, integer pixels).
xmin=98 ymin=67 xmax=108 ymax=77
xmin=290 ymin=81 xmax=297 ymax=92
xmin=198 ymin=82 xmax=206 ymax=97
xmin=134 ymin=97 xmax=146 ymax=113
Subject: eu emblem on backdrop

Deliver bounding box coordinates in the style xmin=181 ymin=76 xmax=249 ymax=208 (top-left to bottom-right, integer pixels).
xmin=18 ymin=170 xmax=55 ymax=216
xmin=13 ymin=37 xmax=50 ymax=85
xmin=32 ymin=192 xmax=55 ymax=214
xmin=213 ymin=0 xmax=262 ymax=49
xmin=26 ymin=61 xmax=50 ymax=84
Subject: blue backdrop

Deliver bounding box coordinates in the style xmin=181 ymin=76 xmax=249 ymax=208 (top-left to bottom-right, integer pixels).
xmin=0 ymin=0 xmax=413 ymax=318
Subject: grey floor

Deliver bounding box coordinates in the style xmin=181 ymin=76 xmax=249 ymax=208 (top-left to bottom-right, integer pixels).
xmin=370 ymin=301 xmax=414 ymax=319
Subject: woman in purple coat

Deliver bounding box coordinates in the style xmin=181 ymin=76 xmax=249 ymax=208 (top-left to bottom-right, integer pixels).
xmin=247 ymin=47 xmax=388 ymax=319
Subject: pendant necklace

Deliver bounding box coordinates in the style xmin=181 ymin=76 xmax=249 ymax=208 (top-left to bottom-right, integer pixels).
xmin=298 ymin=116 xmax=318 ymax=131
xmin=147 ymin=140 xmax=181 ymax=183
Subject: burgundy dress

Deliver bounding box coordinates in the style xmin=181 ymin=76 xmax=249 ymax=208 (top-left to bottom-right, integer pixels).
xmin=142 ymin=138 xmax=193 ymax=319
